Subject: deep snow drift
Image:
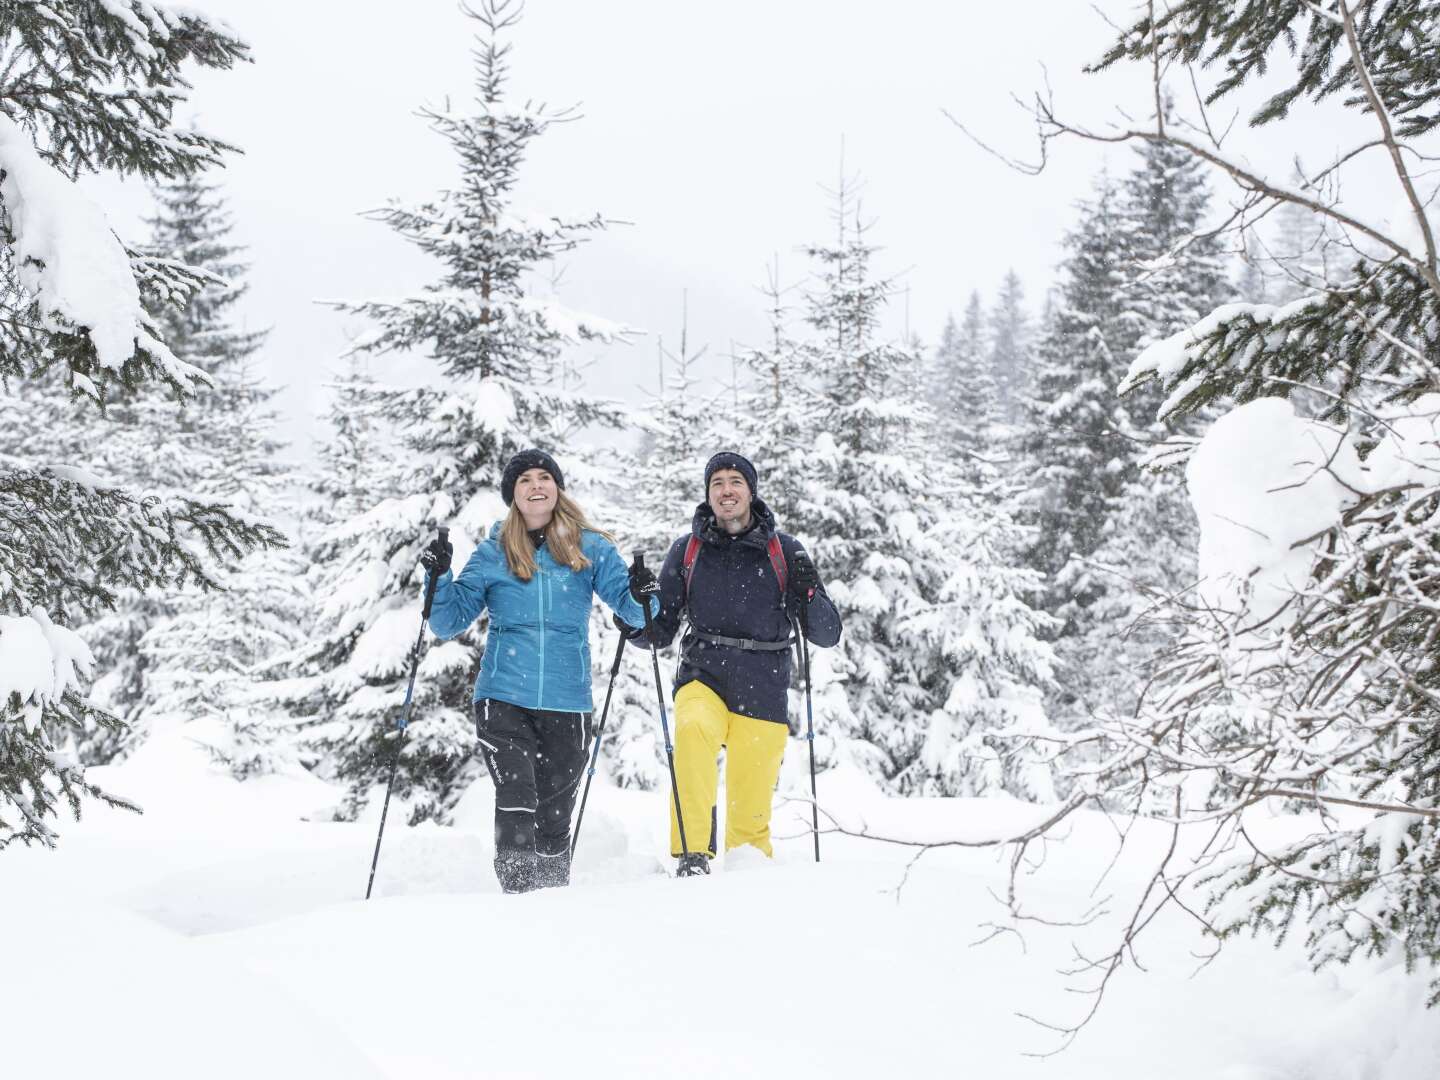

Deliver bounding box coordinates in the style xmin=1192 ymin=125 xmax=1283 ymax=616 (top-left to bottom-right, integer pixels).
xmin=7 ymin=729 xmax=1436 ymax=1079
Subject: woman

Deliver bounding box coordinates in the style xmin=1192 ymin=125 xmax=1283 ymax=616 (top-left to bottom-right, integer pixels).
xmin=420 ymin=449 xmax=654 ymax=893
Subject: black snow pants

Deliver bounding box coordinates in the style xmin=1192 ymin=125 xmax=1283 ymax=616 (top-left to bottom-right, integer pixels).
xmin=474 ymin=698 xmax=591 ymax=894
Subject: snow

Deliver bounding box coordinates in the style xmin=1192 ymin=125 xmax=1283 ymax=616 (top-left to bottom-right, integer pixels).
xmin=0 ymin=115 xmax=196 ymax=388
xmin=472 ymin=376 xmax=517 ymax=434
xmin=1184 ymin=394 xmax=1440 ymax=623
xmin=7 ymin=725 xmax=1435 ymax=1079
xmin=0 ymin=607 xmax=95 ymax=718
xmin=1362 ymin=393 xmax=1440 ymax=490
xmin=1186 ymin=398 xmax=1360 ymax=620
xmin=1380 ymin=190 xmax=1440 ymax=267
xmin=348 ymin=603 xmax=424 ymax=680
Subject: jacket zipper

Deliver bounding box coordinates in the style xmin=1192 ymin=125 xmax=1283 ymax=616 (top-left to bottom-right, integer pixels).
xmin=536 ymin=557 xmax=546 ymax=710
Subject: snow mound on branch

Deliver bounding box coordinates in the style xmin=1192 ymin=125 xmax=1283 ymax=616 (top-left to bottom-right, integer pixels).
xmin=471 ymin=376 xmax=516 ymax=435
xmin=1187 ymin=395 xmax=1440 ymax=624
xmin=349 ymin=605 xmax=422 ymax=681
xmin=1363 ymin=393 xmax=1440 ymax=490
xmin=456 ymin=486 xmax=507 ymax=540
xmin=1187 ymin=398 xmax=1360 ymax=621
xmin=0 ymin=115 xmax=194 ymax=387
xmin=0 ymin=608 xmax=94 ymax=720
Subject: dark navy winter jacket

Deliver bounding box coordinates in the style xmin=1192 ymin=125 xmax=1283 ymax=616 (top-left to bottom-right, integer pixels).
xmin=640 ymin=499 xmax=842 ymax=725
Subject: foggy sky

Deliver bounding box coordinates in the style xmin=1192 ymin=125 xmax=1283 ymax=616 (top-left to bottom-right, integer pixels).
xmin=96 ymin=1 xmax=1388 ymax=461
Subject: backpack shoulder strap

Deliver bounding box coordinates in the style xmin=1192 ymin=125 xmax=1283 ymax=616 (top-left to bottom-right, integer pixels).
xmin=685 ymin=533 xmax=787 ymax=598
xmin=767 ymin=534 xmax=788 ymax=594
xmin=682 ymin=535 xmax=703 ymax=601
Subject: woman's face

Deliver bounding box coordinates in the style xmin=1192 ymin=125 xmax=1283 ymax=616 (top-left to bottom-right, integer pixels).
xmin=514 ymin=468 xmax=558 ymax=527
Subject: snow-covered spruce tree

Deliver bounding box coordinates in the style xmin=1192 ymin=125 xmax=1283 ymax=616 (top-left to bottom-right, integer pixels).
xmin=1062 ymin=117 xmax=1234 ymax=720
xmin=88 ymin=172 xmax=303 ymax=767
xmin=137 ymin=172 xmax=309 ymax=765
xmin=784 ymin=179 xmax=1057 ymax=796
xmin=273 ymin=364 xmax=405 ymax=784
xmin=908 ymin=491 xmax=1058 ymax=800
xmin=732 ymin=260 xmax=825 ymax=533
xmin=306 ymin=358 xmax=400 ymax=527
xmin=987 ymin=270 xmax=1031 ymax=429
xmin=276 ymin=0 xmax=631 ymax=823
xmin=6 ymin=173 xmax=288 ymax=764
xmin=0 ymin=2 xmax=279 ymax=849
xmin=928 ymin=292 xmax=994 ymax=458
xmin=1114 ymin=108 xmax=1235 ymax=434
xmin=978 ymin=0 xmax=1440 ymax=1021
xmin=1017 ymin=174 xmax=1133 ymax=619
xmin=137 ymin=351 xmax=307 ymax=778
xmin=1016 ymin=120 xmax=1235 ymax=725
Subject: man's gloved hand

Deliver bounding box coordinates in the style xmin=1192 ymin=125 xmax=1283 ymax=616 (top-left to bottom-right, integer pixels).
xmin=790 ymin=550 xmax=820 ymax=601
xmin=419 ymin=534 xmax=453 ymax=577
xmin=628 ymin=561 xmax=660 ymax=605
xmin=612 ymin=612 xmax=644 ymax=640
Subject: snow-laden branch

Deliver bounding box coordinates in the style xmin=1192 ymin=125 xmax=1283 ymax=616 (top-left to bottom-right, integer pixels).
xmin=0 ymin=114 xmax=204 ymax=391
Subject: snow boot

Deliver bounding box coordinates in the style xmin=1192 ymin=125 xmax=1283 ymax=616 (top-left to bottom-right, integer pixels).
xmin=675 ymin=852 xmax=711 ymax=878
xmin=534 ymin=848 xmax=572 ymax=889
xmin=495 ymin=846 xmax=537 ymax=894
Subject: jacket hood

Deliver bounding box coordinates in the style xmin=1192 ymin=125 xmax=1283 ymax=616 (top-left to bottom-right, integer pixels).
xmin=690 ymin=496 xmax=778 ymax=549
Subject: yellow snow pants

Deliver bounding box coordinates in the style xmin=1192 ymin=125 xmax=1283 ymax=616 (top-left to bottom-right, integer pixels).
xmin=669 ymin=680 xmax=789 ymax=858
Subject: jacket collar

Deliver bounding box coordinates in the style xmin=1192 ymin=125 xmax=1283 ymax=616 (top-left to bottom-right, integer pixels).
xmin=690 ymin=497 xmax=777 ymax=550
xmin=487 ymin=520 xmax=553 ymax=566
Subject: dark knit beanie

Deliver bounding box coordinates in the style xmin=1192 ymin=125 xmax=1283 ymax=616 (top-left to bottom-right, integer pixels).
xmin=501 ymin=449 xmax=565 ymax=506
xmin=703 ymin=451 xmax=758 ymax=497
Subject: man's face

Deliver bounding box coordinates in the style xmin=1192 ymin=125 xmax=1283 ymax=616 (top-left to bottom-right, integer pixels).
xmin=708 ymin=468 xmax=752 ymax=528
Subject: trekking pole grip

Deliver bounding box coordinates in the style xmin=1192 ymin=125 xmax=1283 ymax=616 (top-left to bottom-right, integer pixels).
xmin=422 ymin=526 xmax=449 ymax=620
xmin=632 ymin=551 xmax=656 ymax=628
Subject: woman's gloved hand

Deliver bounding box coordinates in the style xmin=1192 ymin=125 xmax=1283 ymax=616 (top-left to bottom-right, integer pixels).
xmin=419 ymin=534 xmax=453 ymax=577
xmin=628 ymin=561 xmax=659 ymax=605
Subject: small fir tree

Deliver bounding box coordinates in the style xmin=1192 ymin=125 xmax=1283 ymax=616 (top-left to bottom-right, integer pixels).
xmin=276 ymin=0 xmax=632 ymax=822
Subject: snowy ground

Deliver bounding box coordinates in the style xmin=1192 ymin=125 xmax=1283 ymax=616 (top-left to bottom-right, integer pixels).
xmin=8 ymin=729 xmax=1436 ymax=1079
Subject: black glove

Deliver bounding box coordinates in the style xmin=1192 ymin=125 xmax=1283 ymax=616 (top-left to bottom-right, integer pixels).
xmin=419 ymin=535 xmax=453 ymax=577
xmin=790 ymin=550 xmax=820 ymax=600
xmin=612 ymin=612 xmax=644 ymax=640
xmin=628 ymin=562 xmax=660 ymax=605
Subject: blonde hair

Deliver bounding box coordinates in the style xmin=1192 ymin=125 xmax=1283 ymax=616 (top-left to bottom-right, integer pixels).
xmin=500 ymin=488 xmax=612 ymax=582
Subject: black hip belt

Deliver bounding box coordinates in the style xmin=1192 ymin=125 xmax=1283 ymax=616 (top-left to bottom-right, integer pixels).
xmin=686 ymin=629 xmax=795 ymax=653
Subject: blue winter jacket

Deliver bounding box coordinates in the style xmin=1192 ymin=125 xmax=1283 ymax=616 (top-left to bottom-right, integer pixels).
xmin=428 ymin=525 xmax=647 ymax=713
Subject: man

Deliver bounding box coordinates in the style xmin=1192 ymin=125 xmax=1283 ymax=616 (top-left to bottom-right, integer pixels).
xmin=629 ymin=451 xmax=842 ymax=876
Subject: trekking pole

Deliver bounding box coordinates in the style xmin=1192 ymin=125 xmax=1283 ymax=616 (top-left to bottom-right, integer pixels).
xmin=634 ymin=552 xmax=690 ymax=859
xmin=793 ymin=607 xmax=821 ymax=863
xmin=365 ymin=525 xmax=447 ymax=900
xmin=570 ymin=630 xmax=628 ymax=860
